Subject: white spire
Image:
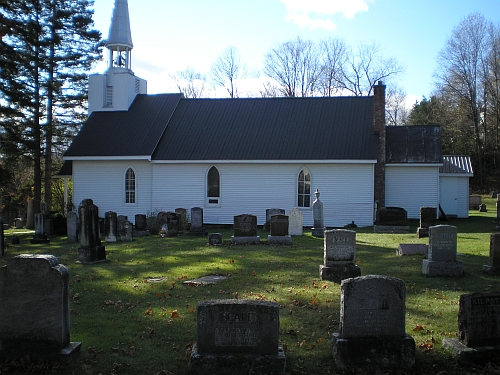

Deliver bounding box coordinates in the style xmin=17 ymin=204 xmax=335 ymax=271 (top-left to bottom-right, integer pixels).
xmin=106 ymin=0 xmax=133 ymax=69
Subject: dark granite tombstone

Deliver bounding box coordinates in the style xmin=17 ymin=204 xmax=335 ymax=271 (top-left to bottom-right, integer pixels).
xmin=422 ymin=225 xmax=463 ymax=277
xmin=268 ymin=214 xmax=292 ymax=245
xmin=208 ymin=233 xmax=223 ymax=246
xmin=265 ymin=208 xmax=285 ymax=231
xmin=175 ymin=208 xmax=187 ymax=232
xmin=189 ymin=299 xmax=285 ymax=375
xmin=30 ymin=213 xmax=50 ymax=244
xmin=77 ymin=199 xmax=107 ymax=264
xmin=482 ymin=233 xmax=500 ymax=274
xmin=189 ymin=207 xmax=206 ymax=236
xmin=104 ymin=211 xmax=117 ymax=242
xmin=0 ymin=255 xmax=81 ymax=361
xmin=311 ymin=189 xmax=325 ymax=238
xmin=374 ymin=207 xmax=410 ymax=233
xmin=135 ymin=214 xmax=147 ymax=231
xmin=417 ymin=207 xmax=437 ymax=238
xmin=166 ymin=211 xmax=180 ymax=237
xmin=320 ymin=229 xmax=361 ymax=283
xmin=443 ymin=292 xmax=500 ymax=362
xmin=232 ymin=214 xmax=260 ymax=244
xmin=331 ymin=275 xmax=415 ymax=370
xmin=66 ymin=211 xmax=78 ymax=243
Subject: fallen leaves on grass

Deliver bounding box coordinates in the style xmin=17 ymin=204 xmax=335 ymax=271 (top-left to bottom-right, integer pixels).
xmin=413 ymin=324 xmax=424 ymax=332
xmin=418 ymin=337 xmax=436 ymax=351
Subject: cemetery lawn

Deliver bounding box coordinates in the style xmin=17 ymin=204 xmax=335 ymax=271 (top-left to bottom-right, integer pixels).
xmin=1 ymin=198 xmax=499 ymax=375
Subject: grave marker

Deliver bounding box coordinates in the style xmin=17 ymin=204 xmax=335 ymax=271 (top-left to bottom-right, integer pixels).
xmin=189 ymin=207 xmax=206 ymax=236
xmin=231 ymin=214 xmax=260 ymax=244
xmin=66 ymin=211 xmax=78 ymax=243
xmin=311 ymin=189 xmax=325 ymax=238
xmin=374 ymin=207 xmax=409 ymax=233
xmin=265 ymin=208 xmax=284 ymax=231
xmin=319 ymin=229 xmax=360 ymax=283
xmin=30 ymin=213 xmax=50 ymax=244
xmin=288 ymin=207 xmax=303 ymax=236
xmin=422 ymin=225 xmax=463 ymax=277
xmin=417 ymin=207 xmax=437 ymax=238
xmin=189 ymin=299 xmax=285 ymax=375
xmin=77 ymin=199 xmax=107 ymax=264
xmin=175 ymin=208 xmax=187 ymax=232
xmin=121 ymin=220 xmax=133 ymax=242
xmin=482 ymin=233 xmax=500 ymax=274
xmin=268 ymin=214 xmax=292 ymax=245
xmin=331 ymin=275 xmax=415 ymax=370
xmin=208 ymin=233 xmax=223 ymax=246
xmin=104 ymin=211 xmax=117 ymax=242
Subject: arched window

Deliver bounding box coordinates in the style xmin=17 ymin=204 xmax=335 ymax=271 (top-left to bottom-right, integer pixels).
xmin=125 ymin=168 xmax=136 ymax=204
xmin=298 ymin=168 xmax=311 ymax=207
xmin=207 ymin=166 xmax=220 ymax=205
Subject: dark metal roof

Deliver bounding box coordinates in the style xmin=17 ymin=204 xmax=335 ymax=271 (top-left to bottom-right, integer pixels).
xmin=440 ymin=155 xmax=473 ymax=175
xmin=152 ymin=96 xmax=378 ymax=161
xmin=56 ymin=160 xmax=72 ymax=177
xmin=386 ymin=125 xmax=442 ymax=163
xmin=64 ymin=93 xmax=183 ymax=157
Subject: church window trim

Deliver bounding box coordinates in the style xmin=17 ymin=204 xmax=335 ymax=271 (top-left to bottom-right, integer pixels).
xmin=206 ymin=166 xmax=221 ymax=207
xmin=125 ymin=167 xmax=137 ymax=205
xmin=297 ymin=168 xmax=311 ymax=208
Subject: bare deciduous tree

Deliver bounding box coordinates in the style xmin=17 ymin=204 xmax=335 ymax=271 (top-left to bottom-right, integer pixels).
xmin=171 ymin=67 xmax=209 ymax=98
xmin=318 ymin=38 xmax=349 ymax=97
xmin=210 ymin=46 xmax=247 ymax=98
xmin=386 ymin=85 xmax=409 ymax=125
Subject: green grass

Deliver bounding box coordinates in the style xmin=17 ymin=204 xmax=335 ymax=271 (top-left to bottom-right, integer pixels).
xmin=1 ymin=197 xmax=500 ymax=374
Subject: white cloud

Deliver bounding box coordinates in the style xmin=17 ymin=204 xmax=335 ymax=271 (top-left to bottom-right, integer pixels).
xmin=280 ymin=0 xmax=372 ymax=30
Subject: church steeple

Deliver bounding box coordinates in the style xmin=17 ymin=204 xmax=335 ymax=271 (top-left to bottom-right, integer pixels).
xmin=87 ymin=0 xmax=147 ymax=114
xmin=106 ymin=0 xmax=133 ymax=70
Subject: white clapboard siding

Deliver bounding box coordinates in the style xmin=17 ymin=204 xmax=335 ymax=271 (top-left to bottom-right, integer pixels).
xmin=72 ymin=160 xmax=152 ymax=218
xmin=439 ymin=175 xmax=469 ymax=218
xmin=151 ymin=162 xmax=375 ymax=227
xmin=386 ymin=165 xmax=439 ymax=219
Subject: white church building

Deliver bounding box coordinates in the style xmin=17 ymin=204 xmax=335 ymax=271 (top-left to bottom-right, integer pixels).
xmin=61 ymin=0 xmax=473 ymax=227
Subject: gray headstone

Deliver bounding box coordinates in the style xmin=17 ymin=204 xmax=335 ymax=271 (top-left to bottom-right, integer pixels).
xmin=166 ymin=212 xmax=179 ymax=236
xmin=66 ymin=211 xmax=78 ymax=243
xmin=428 ymin=225 xmax=457 ymax=262
xmin=78 ymin=199 xmax=106 ymax=264
xmin=157 ymin=211 xmax=168 ymax=227
xmin=195 ymin=300 xmax=279 ymax=355
xmin=26 ymin=199 xmax=34 ymax=230
xmin=419 ymin=207 xmax=437 ymax=229
xmin=208 ymin=233 xmax=223 ymax=246
xmin=117 ymin=215 xmax=128 ymax=236
xmin=270 ymin=214 xmax=289 ymax=237
xmin=104 ymin=211 xmax=117 ymax=242
xmin=458 ymin=292 xmax=500 ymax=347
xmin=340 ymin=275 xmax=406 ymax=339
xmin=34 ymin=213 xmax=45 ymax=235
xmin=0 ymin=255 xmax=70 ymax=347
xmin=175 ymin=208 xmax=187 ymax=231
xmin=121 ymin=220 xmax=133 ymax=242
xmin=312 ymin=189 xmax=324 ymax=238
xmin=324 ymin=229 xmax=356 ymax=267
xmin=191 ymin=207 xmax=204 ymax=230
xmin=377 ymin=207 xmax=408 ymax=226
xmin=233 ymin=214 xmax=257 ymax=237
xmin=288 ymin=207 xmax=303 ymax=236
xmin=265 ymin=208 xmax=284 ymax=230
xmin=135 ymin=214 xmax=147 ymax=231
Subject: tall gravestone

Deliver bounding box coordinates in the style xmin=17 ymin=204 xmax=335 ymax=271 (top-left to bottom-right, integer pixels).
xmin=175 ymin=208 xmax=187 ymax=232
xmin=417 ymin=207 xmax=437 ymax=238
xmin=104 ymin=211 xmax=117 ymax=242
xmin=66 ymin=211 xmax=78 ymax=243
xmin=135 ymin=214 xmax=147 ymax=231
xmin=482 ymin=233 xmax=500 ymax=274
xmin=117 ymin=215 xmax=127 ymax=237
xmin=331 ymin=275 xmax=415 ymax=370
xmin=443 ymin=292 xmax=500 ymax=362
xmin=288 ymin=207 xmax=303 ymax=236
xmin=26 ymin=199 xmax=34 ymax=230
xmin=189 ymin=299 xmax=285 ymax=375
xmin=30 ymin=213 xmax=50 ymax=244
xmin=311 ymin=189 xmax=325 ymax=238
xmin=268 ymin=214 xmax=292 ymax=245
xmin=320 ymin=229 xmax=361 ymax=283
xmin=231 ymin=214 xmax=260 ymax=244
xmin=0 ymin=255 xmax=81 ymax=361
xmin=166 ymin=211 xmax=180 ymax=237
xmin=422 ymin=225 xmax=463 ymax=277
xmin=265 ymin=208 xmax=285 ymax=231
xmin=189 ymin=207 xmax=206 ymax=236
xmin=77 ymin=199 xmax=107 ymax=264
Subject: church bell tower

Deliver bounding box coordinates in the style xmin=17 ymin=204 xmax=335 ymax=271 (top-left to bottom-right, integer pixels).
xmin=88 ymin=0 xmax=147 ymax=114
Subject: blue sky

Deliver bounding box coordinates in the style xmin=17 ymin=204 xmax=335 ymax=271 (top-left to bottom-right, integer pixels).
xmin=91 ymin=0 xmax=500 ymax=104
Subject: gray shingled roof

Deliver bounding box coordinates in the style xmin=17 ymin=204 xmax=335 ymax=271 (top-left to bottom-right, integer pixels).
xmin=152 ymin=96 xmax=378 ymax=161
xmin=386 ymin=125 xmax=442 ymax=163
xmin=64 ymin=94 xmax=183 ymax=158
xmin=64 ymin=94 xmax=378 ymax=161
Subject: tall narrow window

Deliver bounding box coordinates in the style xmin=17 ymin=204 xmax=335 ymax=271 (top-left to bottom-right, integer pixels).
xmin=298 ymin=168 xmax=311 ymax=207
xmin=125 ymin=168 xmax=136 ymax=204
xmin=207 ymin=166 xmax=220 ymax=205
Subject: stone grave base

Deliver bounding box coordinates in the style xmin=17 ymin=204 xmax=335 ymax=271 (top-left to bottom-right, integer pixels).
xmin=0 ymin=341 xmax=82 ymax=363
xmin=311 ymin=227 xmax=325 ymax=238
xmin=230 ymin=236 xmax=260 ymax=245
xmin=30 ymin=234 xmax=50 ymax=244
xmin=482 ymin=265 xmax=500 ymax=274
xmin=319 ymin=264 xmax=361 ymax=283
xmin=422 ymin=259 xmax=463 ymax=277
xmin=77 ymin=246 xmax=109 ymax=265
xmin=189 ymin=343 xmax=286 ymax=375
xmin=417 ymin=227 xmax=429 ymax=238
xmin=374 ymin=225 xmax=410 ymax=234
xmin=397 ymin=244 xmax=427 ymax=256
xmin=331 ymin=333 xmax=415 ymax=370
xmin=442 ymin=338 xmax=500 ymax=363
xmin=267 ymin=235 xmax=292 ymax=245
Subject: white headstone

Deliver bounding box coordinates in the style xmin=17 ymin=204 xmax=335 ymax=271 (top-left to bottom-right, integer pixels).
xmin=288 ymin=208 xmax=303 ymax=236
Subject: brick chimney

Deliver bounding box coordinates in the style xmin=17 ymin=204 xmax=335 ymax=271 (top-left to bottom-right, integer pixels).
xmin=373 ymin=81 xmax=386 ymax=209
